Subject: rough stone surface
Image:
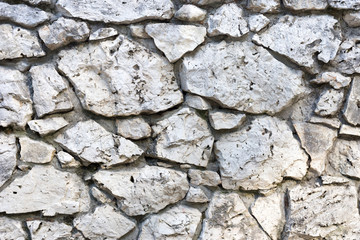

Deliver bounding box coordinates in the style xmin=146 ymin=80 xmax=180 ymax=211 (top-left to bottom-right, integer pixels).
xmin=247 ymin=0 xmax=280 ymax=13
xmin=22 ymin=0 xmax=51 ymax=5
xmin=344 ymin=11 xmax=360 ymax=27
xmin=89 ymin=27 xmax=118 ymax=41
xmin=181 ymin=0 xmax=223 ymax=6
xmin=0 ymin=217 xmax=27 ymax=240
xmin=311 ymin=72 xmax=351 ymax=89
xmin=309 ymin=116 xmax=341 ymax=129
xmin=188 ymin=169 xmax=221 ymax=186
xmin=28 ymin=117 xmax=69 ymax=136
xmin=331 ymin=38 xmax=360 ymax=74
xmin=116 ymin=116 xmax=151 ymax=140
xmin=328 ymin=0 xmax=360 ymax=10
xmin=19 ymin=136 xmax=56 ymax=164
xmin=248 ymin=14 xmax=270 ymax=32
xmin=315 ymin=88 xmax=344 ymax=116
xmin=321 ymin=175 xmax=349 ymax=185
xmin=186 ymin=186 xmax=210 ymax=203
xmin=339 ymin=124 xmax=360 ymax=137
xmin=130 ymin=25 xmax=150 ymax=38
xmin=27 ymin=220 xmax=73 ymax=240
xmin=283 ymin=0 xmax=328 ymax=10
xmin=344 ymin=77 xmax=360 ymax=125
xmin=57 ymin=151 xmax=81 ymax=168
xmin=0 ymin=133 xmax=17 ymax=188
xmin=185 ymin=93 xmax=212 ymax=110
xmin=209 ymin=110 xmax=246 ymax=130
xmin=175 ymin=4 xmax=206 ymax=22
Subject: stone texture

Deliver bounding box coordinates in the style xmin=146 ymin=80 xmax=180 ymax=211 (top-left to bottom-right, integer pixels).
xmin=28 ymin=117 xmax=69 ymax=136
xmin=22 ymin=0 xmax=52 ymax=5
xmin=91 ymin=186 xmax=112 ymax=204
xmin=93 ymin=165 xmax=189 ymax=216
xmin=175 ymin=4 xmax=206 ymax=22
xmin=180 ymin=41 xmax=305 ymax=115
xmin=89 ymin=27 xmax=118 ymax=41
xmin=331 ymin=38 xmax=360 ymax=74
xmin=19 ymin=136 xmax=55 ymax=164
xmin=209 ymin=110 xmax=246 ymax=130
xmin=309 ymin=116 xmax=341 ymax=129
xmin=344 ymin=11 xmax=360 ymax=27
xmin=215 ymin=116 xmax=308 ymax=190
xmin=185 ymin=93 xmax=212 ymax=110
xmin=145 ymin=23 xmax=206 ymax=63
xmin=207 ymin=3 xmax=249 ymax=38
xmin=283 ymin=0 xmax=328 ymax=10
xmin=57 ymin=36 xmax=183 ymax=117
xmin=344 ymin=77 xmax=360 ymax=125
xmin=328 ymin=0 xmax=360 ymax=10
xmin=0 ymin=217 xmax=27 ymax=240
xmin=315 ymin=88 xmax=344 ymax=116
xmin=57 ymin=151 xmax=81 ymax=168
xmin=116 ymin=116 xmax=151 ymax=140
xmin=182 ymin=0 xmax=223 ymax=6
xmin=139 ymin=205 xmax=202 ymax=240
xmin=188 ymin=169 xmax=221 ymax=186
xmin=0 ymin=165 xmax=90 ymax=216
xmin=321 ymin=175 xmax=349 ymax=185
xmin=148 ymin=107 xmax=214 ymax=167
xmin=27 ymin=220 xmax=73 ymax=240
xmin=186 ymin=186 xmax=210 ymax=203
xmin=0 ymin=133 xmax=17 ymax=188
xmin=311 ymin=72 xmax=351 ymax=89
xmin=339 ymin=124 xmax=360 ymax=137
xmin=247 ymin=0 xmax=280 ymax=13
xmin=248 ymin=14 xmax=270 ymax=32
xmin=130 ymin=25 xmax=150 ymax=38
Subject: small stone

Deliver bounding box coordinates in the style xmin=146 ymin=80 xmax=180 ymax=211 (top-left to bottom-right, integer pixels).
xmin=328 ymin=0 xmax=360 ymax=10
xmin=27 ymin=221 xmax=73 ymax=240
xmin=339 ymin=124 xmax=360 ymax=137
xmin=344 ymin=77 xmax=360 ymax=125
xmin=28 ymin=117 xmax=69 ymax=136
xmin=0 ymin=217 xmax=27 ymax=240
xmin=57 ymin=151 xmax=81 ymax=168
xmin=116 ymin=116 xmax=151 ymax=140
xmin=188 ymin=169 xmax=221 ymax=187
xmin=0 ymin=133 xmax=17 ymax=188
xmin=90 ymin=186 xmax=112 ymax=204
xmin=22 ymin=0 xmax=52 ymax=5
xmin=314 ymin=88 xmax=344 ymax=116
xmin=139 ymin=205 xmax=202 ymax=240
xmin=207 ymin=3 xmax=249 ymax=38
xmin=180 ymin=164 xmax=192 ymax=169
xmin=146 ymin=23 xmax=206 ymax=63
xmin=186 ymin=186 xmax=210 ymax=203
xmin=309 ymin=116 xmax=341 ymax=129
xmin=248 ymin=14 xmax=270 ymax=32
xmin=209 ymin=110 xmax=246 ymax=130
xmin=175 ymin=4 xmax=206 ymax=22
xmin=311 ymin=72 xmax=352 ymax=89
xmin=283 ymin=0 xmax=328 ymax=10
xmin=181 ymin=0 xmax=223 ymax=5
xmin=185 ymin=93 xmax=212 ymax=110
xmin=19 ymin=136 xmax=55 ymax=164
xmin=130 ymin=24 xmax=150 ymax=38
xmin=321 ymin=175 xmax=349 ymax=185
xmin=89 ymin=27 xmax=118 ymax=41
xmin=156 ymin=161 xmax=173 ymax=168
xmin=247 ymin=0 xmax=280 ymax=13
xmin=39 ymin=17 xmax=90 ymax=50
xmin=344 ymin=11 xmax=360 ymax=27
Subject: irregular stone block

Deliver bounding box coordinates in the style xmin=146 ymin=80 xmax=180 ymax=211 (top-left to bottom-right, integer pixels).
xmin=0 ymin=133 xmax=17 ymax=188
xmin=344 ymin=76 xmax=360 ymax=125
xmin=181 ymin=0 xmax=223 ymax=6
xmin=209 ymin=110 xmax=246 ymax=130
xmin=57 ymin=151 xmax=81 ymax=168
xmin=0 ymin=217 xmax=27 ymax=240
xmin=185 ymin=93 xmax=212 ymax=110
xmin=27 ymin=221 xmax=73 ymax=240
xmin=188 ymin=169 xmax=221 ymax=186
xmin=175 ymin=4 xmax=206 ymax=22
xmin=116 ymin=116 xmax=151 ymax=140
xmin=248 ymin=14 xmax=270 ymax=32
xmin=339 ymin=124 xmax=360 ymax=137
xmin=331 ymin=38 xmax=360 ymax=74
xmin=19 ymin=136 xmax=56 ymax=164
xmin=328 ymin=0 xmax=360 ymax=10
xmin=27 ymin=117 xmax=69 ymax=136
xmin=89 ymin=27 xmax=118 ymax=41
xmin=311 ymin=72 xmax=351 ymax=89
xmin=283 ymin=0 xmax=328 ymax=10
xmin=247 ymin=0 xmax=280 ymax=13
xmin=344 ymin=11 xmax=360 ymax=27
xmin=186 ymin=186 xmax=210 ymax=203
xmin=315 ymin=88 xmax=344 ymax=116
xmin=130 ymin=24 xmax=150 ymax=38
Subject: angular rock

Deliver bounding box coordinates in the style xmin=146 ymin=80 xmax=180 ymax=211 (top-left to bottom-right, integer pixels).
xmin=28 ymin=117 xmax=69 ymax=136
xmin=0 ymin=24 xmax=45 ymax=60
xmin=339 ymin=124 xmax=360 ymax=137
xmin=22 ymin=0 xmax=51 ymax=5
xmin=311 ymin=72 xmax=351 ymax=89
xmin=175 ymin=4 xmax=206 ymax=22
xmin=186 ymin=186 xmax=210 ymax=203
xmin=309 ymin=116 xmax=341 ymax=129
xmin=116 ymin=116 xmax=151 ymax=140
xmin=129 ymin=24 xmax=150 ymax=38
xmin=57 ymin=36 xmax=183 ymax=117
xmin=215 ymin=116 xmax=308 ymax=190
xmin=180 ymin=41 xmax=305 ymax=115
xmin=19 ymin=136 xmax=55 ymax=164
xmin=253 ymin=15 xmax=341 ymax=73
xmin=30 ymin=63 xmax=73 ymax=117
xmin=54 ymin=120 xmax=143 ymax=167
xmin=344 ymin=77 xmax=360 ymax=125
xmin=146 ymin=23 xmax=206 ymax=63
xmin=321 ymin=175 xmax=349 ymax=185
xmin=0 ymin=217 xmax=27 ymax=240
xmin=344 ymin=11 xmax=360 ymax=27
xmin=74 ymin=205 xmax=135 ymax=240
xmin=0 ymin=67 xmax=33 ymax=128
xmin=182 ymin=0 xmax=222 ymax=5
xmin=89 ymin=27 xmax=118 ymax=41
xmin=209 ymin=110 xmax=246 ymax=130
xmin=314 ymin=88 xmax=344 ymax=116
xmin=56 ymin=0 xmax=174 ymax=24
xmin=331 ymin=38 xmax=360 ymax=74
xmin=207 ymin=3 xmax=249 ymax=38
xmin=328 ymin=0 xmax=360 ymax=10
xmin=93 ymin=165 xmax=189 ymax=216
xmin=57 ymin=151 xmax=81 ymax=168
xmin=188 ymin=169 xmax=221 ymax=186
xmin=148 ymin=107 xmax=214 ymax=167
xmin=247 ymin=0 xmax=280 ymax=13
xmin=185 ymin=93 xmax=212 ymax=110
xmin=283 ymin=0 xmax=328 ymax=10
xmin=0 ymin=133 xmax=17 ymax=188
xmin=248 ymin=14 xmax=270 ymax=32
xmin=90 ymin=186 xmax=112 ymax=204
xmin=139 ymin=205 xmax=202 ymax=240
xmin=0 ymin=165 xmax=90 ymax=216
xmin=27 ymin=221 xmax=73 ymax=240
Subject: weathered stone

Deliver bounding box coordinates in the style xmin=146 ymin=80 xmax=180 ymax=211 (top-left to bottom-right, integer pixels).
xmin=186 ymin=186 xmax=210 ymax=203
xmin=215 ymin=116 xmax=308 ymax=190
xmin=0 ymin=2 xmax=50 ymax=28
xmin=331 ymin=38 xmax=360 ymax=74
xmin=344 ymin=77 xmax=360 ymax=125
xmin=180 ymin=41 xmax=305 ymax=115
xmin=90 ymin=186 xmax=112 ymax=204
xmin=27 ymin=220 xmax=73 ymax=240
xmin=56 ymin=0 xmax=174 ymax=24
xmin=294 ymin=122 xmax=337 ymax=174
xmin=247 ymin=0 xmax=280 ymax=13
xmin=19 ymin=136 xmax=55 ymax=164
xmin=309 ymin=116 xmax=341 ymax=129
xmin=314 ymin=88 xmax=344 ymax=116
xmin=311 ymin=72 xmax=351 ymax=89
xmin=130 ymin=24 xmax=150 ymax=38
xmin=28 ymin=117 xmax=69 ymax=136
xmin=74 ymin=205 xmax=135 ymax=240
xmin=22 ymin=0 xmax=51 ymax=5
xmin=93 ymin=165 xmax=189 ymax=216
xmin=185 ymin=93 xmax=212 ymax=110
xmin=116 ymin=116 xmax=151 ymax=140
xmin=181 ymin=0 xmax=223 ymax=6
xmin=328 ymin=0 xmax=360 ymax=10
xmin=207 ymin=3 xmax=249 ymax=38
xmin=175 ymin=4 xmax=206 ymax=22
xmin=0 ymin=165 xmax=90 ymax=216
xmin=139 ymin=205 xmax=202 ymax=240
xmin=146 ymin=23 xmax=206 ymax=63
xmin=0 ymin=24 xmax=45 ymax=60
xmin=0 ymin=217 xmax=27 ymax=240
xmin=30 ymin=63 xmax=73 ymax=117
xmin=209 ymin=110 xmax=246 ymax=130
xmin=248 ymin=14 xmax=270 ymax=32
xmin=188 ymin=169 xmax=221 ymax=186
xmin=148 ymin=107 xmax=214 ymax=167
xmin=253 ymin=15 xmax=341 ymax=73
xmin=321 ymin=175 xmax=349 ymax=185
xmin=283 ymin=0 xmax=328 ymax=10
xmin=201 ymin=192 xmax=270 ymax=240
xmin=344 ymin=11 xmax=360 ymax=27
xmin=0 ymin=133 xmax=17 ymax=188
xmin=89 ymin=27 xmax=118 ymax=41
xmin=57 ymin=36 xmax=183 ymax=117
xmin=55 ymin=120 xmax=143 ymax=167
xmin=57 ymin=151 xmax=81 ymax=168
xmin=339 ymin=124 xmax=360 ymax=137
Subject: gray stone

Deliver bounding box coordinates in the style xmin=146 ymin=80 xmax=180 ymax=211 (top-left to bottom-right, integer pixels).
xmin=311 ymin=72 xmax=351 ymax=89
xmin=321 ymin=175 xmax=349 ymax=185
xmin=344 ymin=77 xmax=360 ymax=125
xmin=0 ymin=217 xmax=27 ymax=240
xmin=331 ymin=38 xmax=360 ymax=74
xmin=328 ymin=0 xmax=360 ymax=10
xmin=185 ymin=93 xmax=212 ymax=110
xmin=309 ymin=116 xmax=341 ymax=129
xmin=339 ymin=124 xmax=360 ymax=137
xmin=247 ymin=0 xmax=280 ymax=13
xmin=283 ymin=0 xmax=328 ymax=10
xmin=28 ymin=117 xmax=69 ymax=136
xmin=344 ymin=11 xmax=360 ymax=27
xmin=89 ymin=27 xmax=118 ymax=41
xmin=19 ymin=136 xmax=55 ymax=164
xmin=21 ymin=0 xmax=51 ymax=5
xmin=0 ymin=133 xmax=17 ymax=188
xmin=130 ymin=24 xmax=150 ymax=38
xmin=181 ymin=0 xmax=223 ymax=6
xmin=57 ymin=151 xmax=81 ymax=168
xmin=175 ymin=4 xmax=206 ymax=22
xmin=90 ymin=186 xmax=112 ymax=204
xmin=188 ymin=169 xmax=221 ymax=186
xmin=116 ymin=116 xmax=151 ymax=140
xmin=27 ymin=221 xmax=73 ymax=240
xmin=248 ymin=14 xmax=270 ymax=32
xmin=209 ymin=110 xmax=246 ymax=130
xmin=315 ymin=88 xmax=344 ymax=116
xmin=186 ymin=186 xmax=210 ymax=203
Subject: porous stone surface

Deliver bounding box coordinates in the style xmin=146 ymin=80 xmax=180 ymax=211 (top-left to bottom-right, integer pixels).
xmin=0 ymin=133 xmax=17 ymax=188
xmin=209 ymin=110 xmax=245 ymax=130
xmin=19 ymin=136 xmax=56 ymax=164
xmin=0 ymin=217 xmax=27 ymax=240
xmin=248 ymin=14 xmax=270 ymax=32
xmin=344 ymin=77 xmax=360 ymax=125
xmin=27 ymin=117 xmax=69 ymax=136
xmin=247 ymin=0 xmax=280 ymax=13
xmin=186 ymin=186 xmax=210 ymax=203
xmin=27 ymin=220 xmax=73 ymax=240
xmin=283 ymin=0 xmax=328 ymax=10
xmin=314 ymin=88 xmax=344 ymax=116
xmin=328 ymin=0 xmax=360 ymax=10
xmin=116 ymin=116 xmax=151 ymax=140
xmin=311 ymin=71 xmax=351 ymax=89
xmin=331 ymin=38 xmax=360 ymax=74
xmin=175 ymin=4 xmax=206 ymax=22
xmin=344 ymin=11 xmax=360 ymax=27
xmin=188 ymin=169 xmax=221 ymax=186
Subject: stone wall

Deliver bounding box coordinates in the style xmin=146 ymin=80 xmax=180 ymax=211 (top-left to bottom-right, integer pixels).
xmin=0 ymin=0 xmax=359 ymax=239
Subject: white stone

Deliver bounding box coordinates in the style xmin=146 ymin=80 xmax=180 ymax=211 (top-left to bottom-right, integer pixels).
xmin=116 ymin=116 xmax=151 ymax=140
xmin=182 ymin=0 xmax=223 ymax=5
xmin=175 ymin=4 xmax=206 ymax=22
xmin=311 ymin=72 xmax=351 ymax=89
xmin=345 ymin=77 xmax=360 ymax=125
xmin=148 ymin=107 xmax=214 ymax=167
xmin=331 ymin=38 xmax=360 ymax=74
xmin=315 ymin=88 xmax=344 ymax=116
xmin=27 ymin=221 xmax=73 ymax=240
xmin=57 ymin=151 xmax=81 ymax=168
xmin=19 ymin=136 xmax=55 ymax=164
xmin=328 ymin=0 xmax=360 ymax=10
xmin=339 ymin=124 xmax=360 ymax=137
xmin=28 ymin=117 xmax=69 ymax=136
xmin=344 ymin=11 xmax=360 ymax=27
xmin=0 ymin=165 xmax=90 ymax=216
xmin=248 ymin=14 xmax=270 ymax=32
xmin=0 ymin=133 xmax=17 ymax=188
xmin=309 ymin=116 xmax=341 ymax=129
xmin=186 ymin=186 xmax=210 ymax=203
xmin=93 ymin=165 xmax=189 ymax=216
xmin=321 ymin=175 xmax=349 ymax=185
xmin=22 ymin=0 xmax=52 ymax=5
xmin=146 ymin=23 xmax=206 ymax=63
xmin=57 ymin=36 xmax=183 ymax=117
xmin=185 ymin=93 xmax=212 ymax=110
xmin=188 ymin=169 xmax=221 ymax=186
xmin=90 ymin=186 xmax=112 ymax=204
xmin=0 ymin=217 xmax=27 ymax=240
xmin=180 ymin=41 xmax=305 ymax=115
xmin=283 ymin=0 xmax=328 ymax=10
xmin=209 ymin=110 xmax=246 ymax=130
xmin=207 ymin=3 xmax=249 ymax=38
xmin=130 ymin=24 xmax=150 ymax=38
xmin=247 ymin=0 xmax=280 ymax=13
xmin=89 ymin=27 xmax=118 ymax=41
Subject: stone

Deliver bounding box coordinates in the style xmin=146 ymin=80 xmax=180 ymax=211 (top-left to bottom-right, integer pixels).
xmin=27 ymin=221 xmax=73 ymax=240
xmin=251 ymin=192 xmax=285 ymax=240
xmin=293 ymin=122 xmax=337 ymax=174
xmin=148 ymin=107 xmax=214 ymax=167
xmin=283 ymin=0 xmax=328 ymax=10
xmin=180 ymin=41 xmax=305 ymax=115
xmin=186 ymin=186 xmax=210 ymax=203
xmin=0 ymin=24 xmax=45 ymax=60
xmin=314 ymin=88 xmax=344 ymax=116
xmin=175 ymin=4 xmax=206 ymax=22
xmin=19 ymin=136 xmax=55 ymax=164
xmin=248 ymin=14 xmax=270 ymax=32
xmin=207 ymin=3 xmax=249 ymax=38
xmin=328 ymin=0 xmax=360 ymax=10
xmin=116 ymin=116 xmax=151 ymax=140
xmin=22 ymin=0 xmax=51 ymax=5
xmin=185 ymin=93 xmax=212 ymax=110
xmin=344 ymin=77 xmax=360 ymax=125
xmin=0 ymin=67 xmax=33 ymax=128
xmin=0 ymin=165 xmax=90 ymax=216
xmin=93 ymin=165 xmax=189 ymax=216
xmin=344 ymin=11 xmax=360 ymax=27
xmin=145 ymin=23 xmax=206 ymax=63
xmin=54 ymin=120 xmax=143 ymax=168
xmin=209 ymin=110 xmax=246 ymax=130
xmin=215 ymin=116 xmax=308 ymax=190
xmin=247 ymin=0 xmax=280 ymax=13
xmin=89 ymin=27 xmax=118 ymax=41
xmin=339 ymin=124 xmax=360 ymax=137
xmin=57 ymin=151 xmax=81 ymax=168
xmin=0 ymin=133 xmax=17 ymax=188
xmin=321 ymin=175 xmax=349 ymax=185
xmin=0 ymin=2 xmax=50 ymax=28
xmin=90 ymin=186 xmax=112 ymax=204
xmin=130 ymin=25 xmax=150 ymax=38
xmin=253 ymin=15 xmax=341 ymax=73
xmin=30 ymin=63 xmax=73 ymax=117
xmin=74 ymin=205 xmax=135 ymax=240
xmin=57 ymin=36 xmax=183 ymax=117
xmin=188 ymin=169 xmax=221 ymax=186
xmin=0 ymin=217 xmax=27 ymax=240
xmin=201 ymin=192 xmax=269 ymax=240
xmin=181 ymin=0 xmax=223 ymax=6
xmin=139 ymin=205 xmax=202 ymax=240
xmin=28 ymin=117 xmax=69 ymax=136
xmin=311 ymin=72 xmax=351 ymax=89
xmin=39 ymin=17 xmax=90 ymax=50
xmin=56 ymin=0 xmax=174 ymax=24
xmin=309 ymin=116 xmax=341 ymax=129
xmin=331 ymin=38 xmax=360 ymax=74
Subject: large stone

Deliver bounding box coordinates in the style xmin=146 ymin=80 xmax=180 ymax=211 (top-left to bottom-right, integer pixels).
xmin=145 ymin=23 xmax=206 ymax=63
xmin=148 ymin=107 xmax=214 ymax=167
xmin=309 ymin=116 xmax=341 ymax=129
xmin=186 ymin=186 xmax=210 ymax=203
xmin=56 ymin=0 xmax=174 ymax=24
xmin=339 ymin=124 xmax=360 ymax=137
xmin=0 ymin=217 xmax=27 ymax=240
xmin=57 ymin=36 xmax=183 ymax=117
xmin=0 ymin=165 xmax=90 ymax=216
xmin=331 ymin=38 xmax=360 ymax=74
xmin=344 ymin=77 xmax=360 ymax=125
xmin=328 ymin=0 xmax=360 ymax=10
xmin=0 ymin=133 xmax=17 ymax=188
xmin=27 ymin=117 xmax=69 ymax=136
xmin=188 ymin=169 xmax=221 ymax=186
xmin=54 ymin=120 xmax=143 ymax=168
xmin=19 ymin=136 xmax=56 ymax=164
xmin=116 ymin=116 xmax=151 ymax=140
xmin=180 ymin=41 xmax=305 ymax=115
xmin=253 ymin=15 xmax=341 ymax=73
xmin=344 ymin=11 xmax=360 ymax=27
xmin=215 ymin=116 xmax=308 ymax=190
xmin=175 ymin=4 xmax=206 ymax=22
xmin=27 ymin=221 xmax=73 ymax=240
xmin=0 ymin=24 xmax=45 ymax=60
xmin=314 ymin=88 xmax=344 ymax=116
xmin=283 ymin=0 xmax=328 ymax=10
xmin=311 ymin=72 xmax=351 ymax=89
xmin=93 ymin=165 xmax=189 ymax=216
xmin=209 ymin=110 xmax=246 ymax=130
xmin=247 ymin=0 xmax=280 ymax=13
